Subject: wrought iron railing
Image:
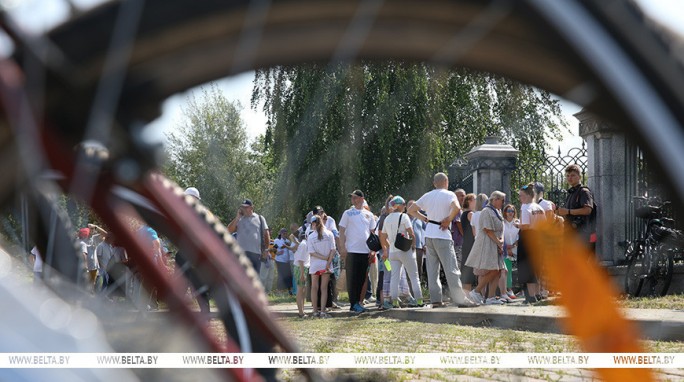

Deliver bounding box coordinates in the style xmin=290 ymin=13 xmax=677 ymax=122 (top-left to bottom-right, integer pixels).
xmin=448 ymin=157 xmax=473 ymax=194
xmin=623 ymin=142 xmax=680 ymax=250
xmin=624 ymin=143 xmax=647 ymax=249
xmin=512 ymin=142 xmax=588 ymax=207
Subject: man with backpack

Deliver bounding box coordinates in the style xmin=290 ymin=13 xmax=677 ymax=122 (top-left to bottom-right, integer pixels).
xmin=228 ymin=199 xmax=271 ymax=274
xmin=557 ymin=164 xmax=597 ymax=251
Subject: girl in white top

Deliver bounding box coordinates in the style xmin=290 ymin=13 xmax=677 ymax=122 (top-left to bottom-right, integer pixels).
xmin=307 ymin=215 xmax=336 ymax=318
xmin=503 ymin=205 xmax=520 ymax=258
xmin=518 ymin=183 xmax=547 ymax=303
xmin=501 ymin=204 xmax=520 ymax=300
xmin=293 ymin=235 xmax=310 ymax=318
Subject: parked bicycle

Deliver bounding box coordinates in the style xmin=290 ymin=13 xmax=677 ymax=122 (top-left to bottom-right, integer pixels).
xmin=624 ymin=197 xmax=683 ymax=297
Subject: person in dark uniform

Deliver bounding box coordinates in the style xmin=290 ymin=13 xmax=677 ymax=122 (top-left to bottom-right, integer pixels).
xmin=556 ymin=164 xmax=596 ymax=251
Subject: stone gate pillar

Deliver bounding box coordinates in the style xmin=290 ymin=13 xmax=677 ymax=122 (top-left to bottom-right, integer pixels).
xmin=464 ymin=136 xmax=519 ymax=199
xmin=575 ymin=108 xmax=628 ymax=265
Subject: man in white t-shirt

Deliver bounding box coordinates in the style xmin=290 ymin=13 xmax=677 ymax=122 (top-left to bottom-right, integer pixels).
xmin=408 ymin=173 xmax=478 ymax=308
xmin=339 ymin=189 xmax=375 ymax=313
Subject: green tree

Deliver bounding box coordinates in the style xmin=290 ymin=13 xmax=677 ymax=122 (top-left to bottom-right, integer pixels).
xmin=164 ymin=84 xmax=271 ymax=223
xmin=252 ymin=62 xmax=568 ymax=221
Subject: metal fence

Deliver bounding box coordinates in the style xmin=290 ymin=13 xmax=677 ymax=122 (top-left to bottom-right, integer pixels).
xmin=448 ymin=158 xmax=473 ymax=194
xmin=452 ymin=173 xmax=473 ymax=194
xmin=623 ymin=142 xmax=679 ymax=246
xmin=512 ymin=142 xmax=588 ymax=207
xmin=624 ymin=143 xmax=648 ymax=247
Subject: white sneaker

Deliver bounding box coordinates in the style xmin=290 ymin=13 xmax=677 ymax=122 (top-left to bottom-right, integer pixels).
xmin=367 ymin=296 xmax=377 ymax=303
xmin=485 ymin=297 xmax=504 ymax=305
xmin=456 ymin=298 xmax=479 ymax=307
xmin=499 ymin=294 xmax=513 ymax=303
xmin=469 ymin=290 xmax=484 ymax=304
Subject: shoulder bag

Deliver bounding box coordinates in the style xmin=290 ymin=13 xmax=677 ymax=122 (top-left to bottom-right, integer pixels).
xmin=365 ymin=214 xmax=382 ymax=251
xmin=394 ymin=213 xmax=413 ymax=252
xmin=366 ymin=231 xmax=382 ymax=252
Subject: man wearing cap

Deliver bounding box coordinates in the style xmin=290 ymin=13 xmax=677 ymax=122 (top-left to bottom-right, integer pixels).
xmin=175 ymin=187 xmax=211 ymax=314
xmin=228 ymin=199 xmax=270 ymax=274
xmin=184 ymin=187 xmax=201 ymax=200
xmin=339 ymin=190 xmax=375 ymax=313
xmin=408 ymin=173 xmax=478 ymax=307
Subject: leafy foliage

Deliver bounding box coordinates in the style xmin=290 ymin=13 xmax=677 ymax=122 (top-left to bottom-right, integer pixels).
xmin=0 ymin=195 xmax=94 ymax=248
xmin=164 ymin=84 xmax=271 ymax=223
xmin=252 ymin=62 xmax=567 ymax=221
xmin=0 ymin=207 xmax=23 ymax=245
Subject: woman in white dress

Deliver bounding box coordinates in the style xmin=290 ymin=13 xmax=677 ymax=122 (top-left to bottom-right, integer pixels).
xmin=465 ymin=191 xmax=506 ymax=305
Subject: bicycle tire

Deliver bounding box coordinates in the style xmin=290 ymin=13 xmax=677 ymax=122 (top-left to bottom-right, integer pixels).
xmin=641 ymin=246 xmax=674 ymax=297
xmin=2 ymin=1 xmax=684 ymax=379
xmin=624 ymin=241 xmax=644 ymax=297
xmin=4 ymin=0 xmax=681 ymax=205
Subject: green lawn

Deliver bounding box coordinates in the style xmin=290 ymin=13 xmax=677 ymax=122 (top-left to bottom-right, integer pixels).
xmin=620 ymin=293 xmax=684 ymax=310
xmin=269 ymin=316 xmax=684 ymax=381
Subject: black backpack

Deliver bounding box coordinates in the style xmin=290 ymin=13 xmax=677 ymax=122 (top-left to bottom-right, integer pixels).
xmin=572 ymin=186 xmax=598 ymax=232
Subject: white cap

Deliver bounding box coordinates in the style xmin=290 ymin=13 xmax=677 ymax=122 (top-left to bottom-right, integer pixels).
xmin=184 ymin=187 xmax=201 ymax=200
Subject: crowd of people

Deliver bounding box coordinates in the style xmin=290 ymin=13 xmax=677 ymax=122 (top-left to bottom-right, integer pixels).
xmin=31 ymin=203 xmax=179 ymax=312
xmin=28 ymin=164 xmax=595 ymax=318
xmin=252 ymin=164 xmax=594 ymax=317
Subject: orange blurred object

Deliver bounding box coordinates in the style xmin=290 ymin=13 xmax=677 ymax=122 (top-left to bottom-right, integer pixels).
xmin=527 ymin=221 xmax=654 ymax=382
